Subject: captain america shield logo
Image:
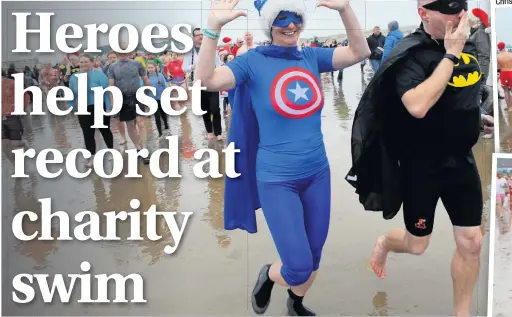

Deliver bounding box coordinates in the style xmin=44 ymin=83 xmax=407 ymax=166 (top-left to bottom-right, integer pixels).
xmin=270 ymin=67 xmax=323 ymax=119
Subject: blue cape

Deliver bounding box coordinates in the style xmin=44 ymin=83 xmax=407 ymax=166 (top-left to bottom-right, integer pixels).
xmin=223 ymin=45 xmax=302 ymax=233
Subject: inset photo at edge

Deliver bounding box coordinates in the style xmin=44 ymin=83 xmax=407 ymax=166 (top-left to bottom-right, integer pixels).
xmin=494 ymin=6 xmax=512 ymax=153
xmin=489 ymin=153 xmax=512 ymax=317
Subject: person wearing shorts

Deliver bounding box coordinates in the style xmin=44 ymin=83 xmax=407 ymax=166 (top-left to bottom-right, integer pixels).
xmin=165 ymin=52 xmax=187 ymax=110
xmin=497 ymin=41 xmax=512 ymax=110
xmin=500 ymin=71 xmax=512 ymax=89
xmin=354 ymin=1 xmax=494 ymax=315
xmin=496 ymin=172 xmax=508 ymax=219
xmin=402 ymin=158 xmax=483 ymax=237
xmin=500 ymin=67 xmax=512 ymax=99
xmin=108 ymin=43 xmax=152 ymax=164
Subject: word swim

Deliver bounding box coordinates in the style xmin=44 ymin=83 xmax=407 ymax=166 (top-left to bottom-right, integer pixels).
xmin=12 ymin=136 xmax=241 ymax=179
xmin=12 ymin=73 xmax=206 ymax=128
xmin=13 ymin=261 xmax=145 ymax=303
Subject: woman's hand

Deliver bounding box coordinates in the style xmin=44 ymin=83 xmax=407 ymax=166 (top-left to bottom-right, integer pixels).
xmin=317 ymin=0 xmax=350 ymax=12
xmin=208 ymin=0 xmax=247 ymax=30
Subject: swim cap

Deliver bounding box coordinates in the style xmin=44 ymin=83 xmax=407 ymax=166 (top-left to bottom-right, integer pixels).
xmin=498 ymin=42 xmax=506 ymax=51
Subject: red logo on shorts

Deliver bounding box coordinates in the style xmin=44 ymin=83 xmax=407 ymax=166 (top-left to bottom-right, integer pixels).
xmin=415 ymin=219 xmax=427 ymax=229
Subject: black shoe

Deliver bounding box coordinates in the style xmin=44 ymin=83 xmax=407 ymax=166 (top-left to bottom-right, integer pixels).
xmin=251 ymin=264 xmax=273 ymax=315
xmin=286 ymin=296 xmax=316 ymax=316
xmin=143 ymin=157 xmax=150 ymax=165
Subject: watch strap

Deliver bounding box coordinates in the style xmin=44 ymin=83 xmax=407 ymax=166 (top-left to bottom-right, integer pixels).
xmin=444 ymin=53 xmax=459 ymax=64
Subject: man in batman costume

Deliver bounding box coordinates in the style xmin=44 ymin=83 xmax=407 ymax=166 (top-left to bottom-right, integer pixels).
xmin=346 ymin=0 xmax=494 ymax=315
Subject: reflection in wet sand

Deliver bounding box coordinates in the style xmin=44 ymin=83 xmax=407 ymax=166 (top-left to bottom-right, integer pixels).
xmin=2 ymin=64 xmax=491 ymax=316
xmin=13 ymin=176 xmax=58 ymax=270
xmin=474 ymin=138 xmax=494 ymax=236
xmin=203 ymin=144 xmax=231 ymax=248
xmin=499 ymin=94 xmax=512 ymax=153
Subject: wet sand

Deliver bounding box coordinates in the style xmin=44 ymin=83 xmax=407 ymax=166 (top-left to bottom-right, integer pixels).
xmin=493 ymin=210 xmax=512 ymax=317
xmin=2 ymin=64 xmax=492 ymax=316
xmin=498 ymin=88 xmax=512 ymax=153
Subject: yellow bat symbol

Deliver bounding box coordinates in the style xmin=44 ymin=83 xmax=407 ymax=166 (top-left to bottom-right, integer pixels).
xmin=447 ymin=53 xmax=481 ymax=88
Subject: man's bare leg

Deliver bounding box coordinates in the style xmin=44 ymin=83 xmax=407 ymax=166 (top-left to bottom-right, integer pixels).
xmin=497 ymin=198 xmax=504 ymax=219
xmin=452 ymin=226 xmax=482 ymax=316
xmin=136 ymin=116 xmax=148 ymax=149
xmin=125 ymin=120 xmax=141 ymax=150
xmin=508 ymin=194 xmax=512 ymax=215
xmin=505 ymin=88 xmax=512 ymax=111
xmin=117 ymin=119 xmax=127 ymax=145
xmin=371 ymin=228 xmax=430 ymax=278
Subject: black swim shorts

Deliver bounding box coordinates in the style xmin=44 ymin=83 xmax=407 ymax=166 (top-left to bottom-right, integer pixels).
xmin=401 ymin=155 xmax=483 ymax=237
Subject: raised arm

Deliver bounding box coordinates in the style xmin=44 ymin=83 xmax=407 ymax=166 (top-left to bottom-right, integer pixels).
xmin=315 ymin=1 xmax=370 ymax=69
xmin=194 ymin=0 xmax=247 ymax=91
xmin=400 ymin=14 xmax=469 ymax=118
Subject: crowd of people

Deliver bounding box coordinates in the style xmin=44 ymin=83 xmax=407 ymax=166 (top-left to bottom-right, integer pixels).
xmin=1 ymin=0 xmax=497 ymax=315
xmin=193 ymin=0 xmax=493 ymax=316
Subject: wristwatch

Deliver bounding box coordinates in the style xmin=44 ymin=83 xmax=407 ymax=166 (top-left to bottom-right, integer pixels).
xmin=443 ymin=53 xmax=459 ymax=64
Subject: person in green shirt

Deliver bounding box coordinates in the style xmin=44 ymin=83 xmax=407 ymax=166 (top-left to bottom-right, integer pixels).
xmin=146 ymin=53 xmax=163 ymax=72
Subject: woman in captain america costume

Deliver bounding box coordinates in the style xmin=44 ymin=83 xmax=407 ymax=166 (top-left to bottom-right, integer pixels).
xmin=195 ymin=0 xmax=369 ymax=315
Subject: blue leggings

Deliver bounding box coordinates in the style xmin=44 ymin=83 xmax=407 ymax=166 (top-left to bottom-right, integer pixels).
xmin=256 ymin=166 xmax=331 ymax=286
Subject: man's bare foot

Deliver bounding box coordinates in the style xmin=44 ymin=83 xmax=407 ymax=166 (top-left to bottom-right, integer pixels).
xmin=207 ymin=133 xmax=214 ymax=140
xmin=119 ymin=140 xmax=127 ymax=145
xmin=371 ymin=236 xmax=388 ymax=279
xmin=217 ymin=135 xmax=223 ymax=141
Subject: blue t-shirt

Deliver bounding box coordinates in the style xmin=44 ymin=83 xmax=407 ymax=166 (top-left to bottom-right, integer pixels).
xmin=68 ymin=70 xmax=111 ymax=110
xmin=140 ymin=73 xmax=167 ymax=100
xmin=226 ymin=47 xmax=335 ymax=181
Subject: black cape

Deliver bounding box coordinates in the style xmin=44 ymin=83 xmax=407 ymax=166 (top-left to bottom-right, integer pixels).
xmin=345 ymin=24 xmax=477 ymax=220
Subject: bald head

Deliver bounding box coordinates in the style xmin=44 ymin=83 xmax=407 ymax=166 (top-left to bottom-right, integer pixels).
xmin=244 ymin=32 xmax=254 ymax=43
xmin=417 ymin=0 xmax=435 ymax=7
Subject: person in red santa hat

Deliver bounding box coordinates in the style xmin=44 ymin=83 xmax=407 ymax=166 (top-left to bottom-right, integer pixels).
xmin=498 ymin=41 xmax=512 ymax=110
xmin=469 ymin=8 xmax=491 ymax=83
xmin=222 ymin=37 xmax=232 ymax=53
